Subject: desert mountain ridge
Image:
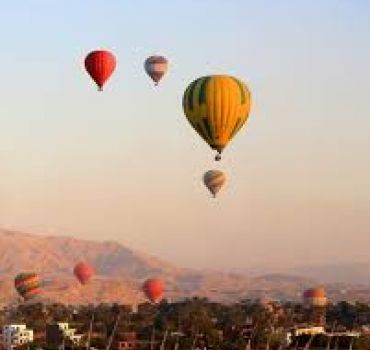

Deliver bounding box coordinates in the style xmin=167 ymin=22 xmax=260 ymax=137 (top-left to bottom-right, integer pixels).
xmin=0 ymin=228 xmax=368 ymax=306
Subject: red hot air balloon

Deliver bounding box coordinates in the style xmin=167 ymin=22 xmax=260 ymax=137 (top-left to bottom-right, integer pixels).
xmin=84 ymin=50 xmax=116 ymax=91
xmin=74 ymin=262 xmax=94 ymax=285
xmin=142 ymin=278 xmax=164 ymax=304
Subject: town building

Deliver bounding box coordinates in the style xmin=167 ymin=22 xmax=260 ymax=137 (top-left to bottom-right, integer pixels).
xmin=287 ymin=326 xmax=360 ymax=350
xmin=286 ymin=326 xmax=325 ymax=346
xmin=3 ymin=325 xmax=34 ymax=350
xmin=117 ymin=332 xmax=137 ymax=350
xmin=46 ymin=322 xmax=83 ymax=348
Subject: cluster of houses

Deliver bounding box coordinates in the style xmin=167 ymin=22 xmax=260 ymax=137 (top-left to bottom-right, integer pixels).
xmin=0 ymin=322 xmax=147 ymax=350
xmin=0 ymin=321 xmax=363 ymax=350
xmin=2 ymin=299 xmax=370 ymax=350
xmin=2 ymin=322 xmax=82 ymax=350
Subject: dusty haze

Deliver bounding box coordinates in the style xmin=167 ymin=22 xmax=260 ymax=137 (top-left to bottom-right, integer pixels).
xmin=2 ymin=229 xmax=370 ymax=306
xmin=0 ymin=2 xmax=369 ymax=272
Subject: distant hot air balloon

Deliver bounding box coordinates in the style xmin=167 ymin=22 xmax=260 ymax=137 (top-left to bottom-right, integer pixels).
xmin=183 ymin=75 xmax=252 ymax=161
xmin=303 ymin=287 xmax=327 ymax=307
xmin=14 ymin=272 xmax=41 ymax=300
xmin=144 ymin=55 xmax=168 ymax=86
xmin=142 ymin=278 xmax=164 ymax=304
xmin=84 ymin=50 xmax=116 ymax=91
xmin=203 ymin=170 xmax=226 ymax=197
xmin=74 ymin=262 xmax=94 ymax=285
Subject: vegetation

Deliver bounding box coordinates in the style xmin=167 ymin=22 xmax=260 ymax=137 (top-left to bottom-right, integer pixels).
xmin=3 ymin=299 xmax=370 ymax=350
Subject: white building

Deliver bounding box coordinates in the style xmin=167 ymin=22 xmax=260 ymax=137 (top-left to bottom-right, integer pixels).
xmin=3 ymin=324 xmax=33 ymax=350
xmin=286 ymin=326 xmax=325 ymax=345
xmin=56 ymin=323 xmax=82 ymax=345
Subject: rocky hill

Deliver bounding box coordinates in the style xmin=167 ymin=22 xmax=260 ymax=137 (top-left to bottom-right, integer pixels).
xmin=0 ymin=229 xmax=368 ymax=306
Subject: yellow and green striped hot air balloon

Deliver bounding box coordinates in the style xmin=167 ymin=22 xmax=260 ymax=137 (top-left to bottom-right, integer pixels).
xmin=14 ymin=272 xmax=41 ymax=300
xmin=183 ymin=75 xmax=251 ymax=160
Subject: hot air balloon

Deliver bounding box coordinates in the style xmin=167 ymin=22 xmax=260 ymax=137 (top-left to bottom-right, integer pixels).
xmin=74 ymin=262 xmax=94 ymax=285
xmin=144 ymin=56 xmax=168 ymax=86
xmin=14 ymin=272 xmax=41 ymax=300
xmin=84 ymin=50 xmax=116 ymax=91
xmin=183 ymin=75 xmax=251 ymax=161
xmin=142 ymin=278 xmax=164 ymax=304
xmin=303 ymin=287 xmax=327 ymax=307
xmin=203 ymin=170 xmax=226 ymax=197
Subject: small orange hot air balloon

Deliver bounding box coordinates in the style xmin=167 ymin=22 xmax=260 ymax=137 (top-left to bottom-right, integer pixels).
xmin=142 ymin=278 xmax=164 ymax=304
xmin=303 ymin=287 xmax=327 ymax=307
xmin=84 ymin=50 xmax=116 ymax=91
xmin=74 ymin=262 xmax=94 ymax=285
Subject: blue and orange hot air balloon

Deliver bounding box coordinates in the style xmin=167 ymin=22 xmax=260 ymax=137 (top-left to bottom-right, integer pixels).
xmin=84 ymin=50 xmax=116 ymax=91
xmin=203 ymin=170 xmax=226 ymax=198
xmin=144 ymin=55 xmax=168 ymax=86
xmin=14 ymin=272 xmax=41 ymax=300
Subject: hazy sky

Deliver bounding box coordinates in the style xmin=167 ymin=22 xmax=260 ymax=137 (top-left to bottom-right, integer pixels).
xmin=0 ymin=1 xmax=369 ymax=272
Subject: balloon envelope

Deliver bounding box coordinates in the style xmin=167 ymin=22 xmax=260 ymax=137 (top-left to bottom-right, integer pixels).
xmin=144 ymin=56 xmax=168 ymax=85
xmin=303 ymin=287 xmax=327 ymax=307
xmin=203 ymin=170 xmax=226 ymax=197
xmin=183 ymin=75 xmax=251 ymax=158
xmin=74 ymin=262 xmax=94 ymax=285
xmin=142 ymin=278 xmax=164 ymax=303
xmin=14 ymin=272 xmax=41 ymax=300
xmin=84 ymin=50 xmax=116 ymax=90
